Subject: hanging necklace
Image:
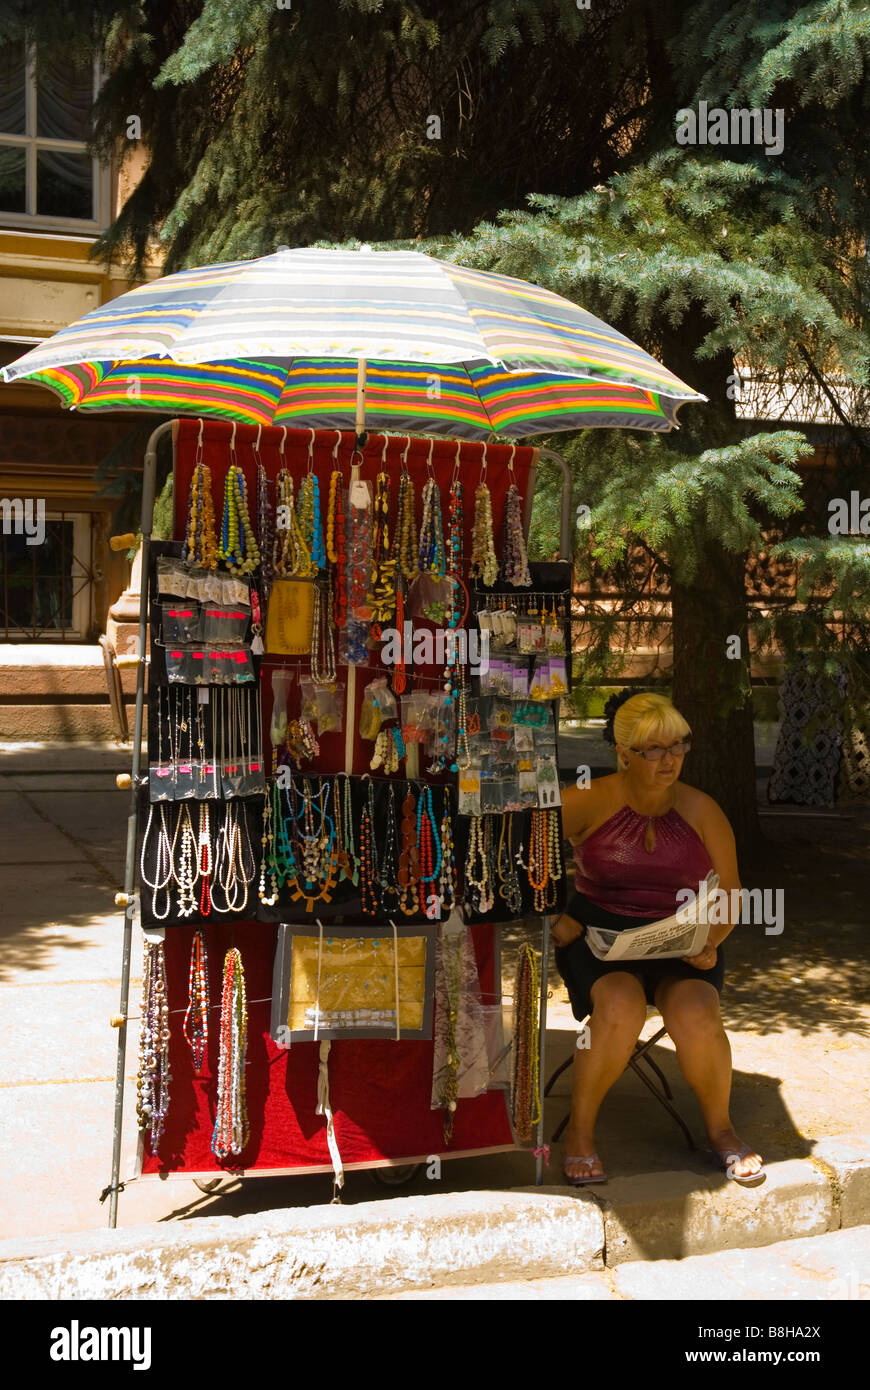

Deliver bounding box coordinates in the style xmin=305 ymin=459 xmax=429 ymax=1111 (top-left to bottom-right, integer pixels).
xmin=197 ymin=803 xmax=213 ymax=916
xmin=326 ymin=465 xmax=348 ymax=626
xmin=378 ymin=784 xmax=401 ymax=912
xmin=464 ymin=815 xmax=494 ymax=915
xmin=394 ymin=467 xmax=418 ymax=582
xmin=171 ymin=803 xmax=199 ymax=918
xmin=136 ymin=940 xmax=171 ymax=1151
xmin=336 ymin=774 xmax=358 ymax=884
xmin=183 ymin=930 xmax=210 ymax=1073
xmin=398 ymin=784 xmax=420 ymax=916
xmin=140 ymin=803 xmax=172 ymax=920
xmin=502 ymin=476 xmax=532 ymax=587
xmin=212 ymin=947 xmax=249 ymax=1160
xmin=184 ymin=447 xmax=218 ymax=570
xmin=439 ymin=787 xmax=457 ymax=913
xmin=358 ymin=781 xmax=380 ymax=915
xmin=297 ymin=473 xmax=326 ymax=572
xmin=258 ymin=783 xmax=279 ymax=905
xmin=497 ymin=811 xmax=523 ymax=917
xmin=369 ymin=467 xmax=396 ymax=627
xmin=311 ymin=574 xmax=337 ymax=684
xmin=219 ymin=461 xmax=261 ymax=575
xmin=418 ymin=475 xmax=446 ymax=576
xmin=470 ymin=454 xmax=498 ymax=587
xmin=416 ymin=785 xmax=442 ymax=916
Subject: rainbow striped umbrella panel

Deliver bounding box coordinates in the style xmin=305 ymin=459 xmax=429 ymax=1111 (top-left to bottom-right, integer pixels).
xmin=1 ymin=246 xmax=705 ymax=438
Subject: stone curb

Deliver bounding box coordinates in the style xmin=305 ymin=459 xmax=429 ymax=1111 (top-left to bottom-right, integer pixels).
xmin=0 ymin=1190 xmax=604 ymax=1301
xmin=1 ymin=1142 xmax=868 ymax=1299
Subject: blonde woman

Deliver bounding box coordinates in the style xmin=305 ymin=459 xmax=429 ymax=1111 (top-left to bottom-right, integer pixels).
xmin=553 ymin=689 xmax=765 ymax=1187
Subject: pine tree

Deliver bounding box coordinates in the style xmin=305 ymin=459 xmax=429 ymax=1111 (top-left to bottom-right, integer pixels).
xmin=6 ymin=1 xmax=870 ymax=846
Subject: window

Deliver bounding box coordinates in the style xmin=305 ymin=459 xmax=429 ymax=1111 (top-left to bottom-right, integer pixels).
xmin=0 ymin=41 xmax=110 ymax=233
xmin=1 ymin=510 xmax=93 ymax=641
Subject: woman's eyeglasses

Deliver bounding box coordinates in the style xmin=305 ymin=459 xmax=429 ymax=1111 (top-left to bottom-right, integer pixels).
xmin=629 ymin=739 xmax=692 ymax=762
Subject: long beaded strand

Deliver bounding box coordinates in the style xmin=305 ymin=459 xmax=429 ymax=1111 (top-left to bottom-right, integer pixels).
xmin=470 ymin=462 xmax=498 ymax=587
xmin=182 ymin=930 xmax=209 ymax=1073
xmin=212 ymin=947 xmax=249 ymax=1160
xmin=502 ymin=481 xmax=532 ymax=587
xmin=136 ymin=940 xmax=171 ymax=1151
xmin=184 ymin=457 xmax=219 ymax=569
xmin=219 ymin=463 xmax=261 ymax=575
xmin=511 ymin=942 xmax=541 ymax=1142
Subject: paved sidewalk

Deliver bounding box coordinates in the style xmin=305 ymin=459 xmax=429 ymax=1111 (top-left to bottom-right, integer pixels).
xmin=1 ymin=736 xmax=869 ymax=1250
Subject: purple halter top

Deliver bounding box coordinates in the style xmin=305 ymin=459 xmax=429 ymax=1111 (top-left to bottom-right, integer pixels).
xmin=572 ymin=803 xmax=713 ymax=919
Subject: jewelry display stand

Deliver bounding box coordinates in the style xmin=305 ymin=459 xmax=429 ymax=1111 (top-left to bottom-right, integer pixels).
xmin=105 ymin=419 xmax=572 ymax=1226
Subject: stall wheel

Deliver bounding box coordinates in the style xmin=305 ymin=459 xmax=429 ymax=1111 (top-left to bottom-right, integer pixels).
xmin=369 ymin=1163 xmax=423 ymax=1188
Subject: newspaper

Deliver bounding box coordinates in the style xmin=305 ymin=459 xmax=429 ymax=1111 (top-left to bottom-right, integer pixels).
xmin=584 ymin=872 xmax=719 ymax=962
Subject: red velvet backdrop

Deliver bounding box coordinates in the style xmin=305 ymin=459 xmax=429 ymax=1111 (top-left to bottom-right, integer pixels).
xmin=141 ymin=422 xmax=536 ymax=1176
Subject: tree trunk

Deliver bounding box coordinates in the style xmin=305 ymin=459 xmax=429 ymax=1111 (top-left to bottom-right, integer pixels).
xmin=658 ymin=307 xmax=764 ymax=860
xmin=670 ymin=536 xmax=761 ymax=856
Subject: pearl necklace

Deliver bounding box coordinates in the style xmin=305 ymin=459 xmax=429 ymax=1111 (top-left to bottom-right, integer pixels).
xmin=140 ymin=803 xmax=172 ymax=920
xmin=172 ymin=803 xmax=199 ymax=918
xmin=464 ymin=815 xmax=494 ymax=915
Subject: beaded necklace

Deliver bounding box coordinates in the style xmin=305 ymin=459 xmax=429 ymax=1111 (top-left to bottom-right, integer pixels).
xmin=335 ymin=773 xmax=359 ymax=884
xmin=171 ymin=803 xmax=199 ymax=917
xmin=137 ymin=940 xmax=171 ymax=1151
xmin=254 ymin=431 xmax=274 ymax=599
xmin=439 ymin=787 xmax=457 ymax=912
xmin=183 ymin=930 xmax=209 ymax=1073
xmin=219 ymin=463 xmax=261 ymax=575
xmin=398 ymin=785 xmax=420 ymax=916
xmin=464 ymin=814 xmax=494 ymax=915
xmin=284 ymin=776 xmax=338 ymax=911
xmin=184 ymin=457 xmax=219 ymax=570
xmin=418 ymin=464 xmax=446 ymax=576
xmin=497 ymin=811 xmax=524 ymax=917
xmin=326 ymin=467 xmax=348 ymax=626
xmin=140 ymin=803 xmax=172 ymax=920
xmin=378 ymin=784 xmax=401 ymax=913
xmin=212 ymin=947 xmax=249 ymax=1160
xmin=311 ymin=575 xmax=337 ymax=684
xmin=469 ymin=454 xmax=498 ymax=587
xmin=359 ymin=781 xmax=380 ymax=915
xmin=511 ymin=943 xmax=541 ymax=1142
xmin=297 ymin=473 xmax=326 ymax=572
xmin=437 ymin=924 xmax=463 ymax=1143
xmin=524 ymin=808 xmax=563 ymax=912
xmin=502 ymin=478 xmax=532 ymax=588
xmin=369 ymin=467 xmax=396 ymax=626
xmin=258 ymin=783 xmax=279 ymax=905
xmin=393 ymin=467 xmax=418 ymax=582
xmin=416 ymin=785 xmax=442 ymax=916
xmin=197 ymin=803 xmax=213 ymax=916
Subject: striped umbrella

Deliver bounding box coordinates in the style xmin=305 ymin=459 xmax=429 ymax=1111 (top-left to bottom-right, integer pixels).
xmin=1 ymin=246 xmax=704 ymax=438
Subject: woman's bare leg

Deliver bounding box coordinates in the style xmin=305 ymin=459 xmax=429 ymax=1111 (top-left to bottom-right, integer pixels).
xmin=563 ymin=971 xmax=647 ymax=1180
xmin=655 ymin=975 xmax=763 ymax=1179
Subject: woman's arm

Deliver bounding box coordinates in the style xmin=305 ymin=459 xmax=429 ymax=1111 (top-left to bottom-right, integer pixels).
xmin=683 ymin=795 xmax=741 ymax=964
xmin=560 ymin=781 xmax=599 ymax=842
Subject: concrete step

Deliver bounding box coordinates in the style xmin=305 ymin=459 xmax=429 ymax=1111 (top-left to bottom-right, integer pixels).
xmin=1 ymin=1140 xmax=867 ymax=1300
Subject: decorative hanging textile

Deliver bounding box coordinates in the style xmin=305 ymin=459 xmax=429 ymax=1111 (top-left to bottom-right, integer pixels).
xmin=768 ymin=655 xmax=847 ymax=806
xmin=836 ymin=667 xmax=870 ymax=803
xmin=431 ymin=912 xmax=491 ymax=1144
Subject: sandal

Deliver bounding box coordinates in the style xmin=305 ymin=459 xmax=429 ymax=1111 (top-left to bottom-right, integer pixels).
xmin=562 ymin=1152 xmax=607 ymax=1186
xmin=708 ymin=1143 xmax=766 ymax=1187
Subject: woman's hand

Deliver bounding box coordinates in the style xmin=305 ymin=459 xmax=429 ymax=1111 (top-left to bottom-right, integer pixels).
xmin=552 ymin=913 xmax=585 ymax=948
xmin=682 ymin=940 xmax=717 ymax=970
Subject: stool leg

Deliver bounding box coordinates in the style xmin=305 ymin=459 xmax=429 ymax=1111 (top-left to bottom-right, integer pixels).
xmin=642 ymin=1053 xmax=674 ymax=1100
xmin=628 ymin=1058 xmax=696 ymax=1149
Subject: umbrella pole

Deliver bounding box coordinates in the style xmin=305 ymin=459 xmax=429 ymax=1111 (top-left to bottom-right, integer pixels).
xmin=533 ymin=449 xmax=570 ymax=1185
xmin=343 ymin=364 xmax=368 ymax=771
xmin=106 ymin=419 xmax=173 ymax=1229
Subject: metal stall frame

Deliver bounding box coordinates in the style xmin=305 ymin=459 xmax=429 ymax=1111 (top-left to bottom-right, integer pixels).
xmin=104 ymin=424 xmax=573 ymax=1226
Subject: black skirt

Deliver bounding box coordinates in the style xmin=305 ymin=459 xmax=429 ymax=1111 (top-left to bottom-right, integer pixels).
xmin=554 ymin=890 xmax=725 ymax=1022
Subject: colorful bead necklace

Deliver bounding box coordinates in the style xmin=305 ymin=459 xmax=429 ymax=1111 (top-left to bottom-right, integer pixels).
xmin=183 ymin=930 xmax=210 ymax=1073
xmin=137 ymin=940 xmax=171 ymax=1152
xmin=212 ymin=947 xmax=249 ymax=1160
xmin=185 ymin=459 xmax=219 ymax=569
xmin=219 ymin=463 xmax=261 ymax=575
